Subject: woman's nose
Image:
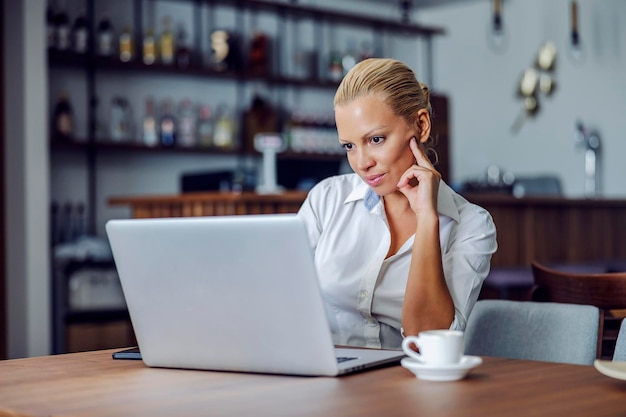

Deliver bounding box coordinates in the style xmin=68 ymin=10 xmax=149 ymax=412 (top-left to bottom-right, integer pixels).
xmin=354 ymin=148 xmax=374 ymax=171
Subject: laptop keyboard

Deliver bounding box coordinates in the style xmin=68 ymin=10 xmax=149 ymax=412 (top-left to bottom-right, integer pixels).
xmin=337 ymin=356 xmax=358 ymax=363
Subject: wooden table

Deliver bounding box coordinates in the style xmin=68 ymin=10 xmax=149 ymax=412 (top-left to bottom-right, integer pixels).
xmin=0 ymin=349 xmax=625 ymax=416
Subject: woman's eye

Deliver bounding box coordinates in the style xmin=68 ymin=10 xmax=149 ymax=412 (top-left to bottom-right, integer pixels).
xmin=342 ymin=143 xmax=354 ymax=151
xmin=370 ymin=136 xmax=385 ymax=144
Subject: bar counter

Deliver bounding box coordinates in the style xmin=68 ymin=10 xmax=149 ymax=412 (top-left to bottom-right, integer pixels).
xmin=109 ymin=191 xmax=626 ymax=267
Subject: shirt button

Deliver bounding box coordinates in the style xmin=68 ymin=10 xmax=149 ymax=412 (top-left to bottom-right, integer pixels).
xmin=361 ymin=290 xmax=369 ymax=298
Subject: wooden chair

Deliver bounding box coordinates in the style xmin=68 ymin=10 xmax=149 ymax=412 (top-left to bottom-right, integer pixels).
xmin=530 ymin=261 xmax=626 ymax=359
xmin=613 ymin=319 xmax=626 ymax=361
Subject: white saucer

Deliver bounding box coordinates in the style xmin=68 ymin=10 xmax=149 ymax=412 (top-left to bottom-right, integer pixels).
xmin=594 ymin=359 xmax=626 ymax=381
xmin=401 ymin=356 xmax=483 ymax=381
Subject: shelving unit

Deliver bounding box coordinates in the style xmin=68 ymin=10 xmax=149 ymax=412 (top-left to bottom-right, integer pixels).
xmin=48 ymin=0 xmax=447 ymax=354
xmin=49 ymin=0 xmax=446 ymax=230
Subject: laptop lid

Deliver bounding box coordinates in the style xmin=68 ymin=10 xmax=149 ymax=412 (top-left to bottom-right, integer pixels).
xmin=106 ymin=214 xmax=404 ymax=376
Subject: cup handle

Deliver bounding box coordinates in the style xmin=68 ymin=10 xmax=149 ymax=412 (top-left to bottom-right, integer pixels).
xmin=401 ymin=336 xmax=423 ymax=362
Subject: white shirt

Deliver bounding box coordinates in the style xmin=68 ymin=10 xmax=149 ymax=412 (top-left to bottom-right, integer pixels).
xmin=297 ymin=173 xmax=497 ymax=349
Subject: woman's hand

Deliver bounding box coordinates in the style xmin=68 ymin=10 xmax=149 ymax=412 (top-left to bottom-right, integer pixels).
xmin=396 ymin=137 xmax=441 ymax=214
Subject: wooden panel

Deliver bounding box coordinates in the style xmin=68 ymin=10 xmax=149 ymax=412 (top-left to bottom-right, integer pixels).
xmin=111 ymin=192 xmax=626 ymax=269
xmin=465 ymin=194 xmax=626 ymax=267
xmin=109 ymin=191 xmax=309 ymax=219
xmin=66 ymin=321 xmax=135 ymax=354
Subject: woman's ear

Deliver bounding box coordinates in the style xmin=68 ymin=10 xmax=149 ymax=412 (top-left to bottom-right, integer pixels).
xmin=416 ymin=109 xmax=431 ymax=144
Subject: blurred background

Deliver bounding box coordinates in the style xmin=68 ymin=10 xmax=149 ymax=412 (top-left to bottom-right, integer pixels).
xmin=3 ymin=0 xmax=626 ymax=359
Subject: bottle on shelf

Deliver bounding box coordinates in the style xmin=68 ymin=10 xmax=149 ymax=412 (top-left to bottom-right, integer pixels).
xmin=327 ymin=50 xmax=343 ymax=82
xmin=287 ymin=110 xmax=304 ymax=152
xmin=72 ymin=202 xmax=87 ymax=240
xmin=96 ymin=17 xmax=114 ymax=57
xmin=142 ymin=27 xmax=157 ymax=65
xmin=213 ymin=104 xmax=237 ymax=149
xmin=177 ymin=98 xmax=196 ymax=147
xmin=51 ymin=91 xmax=73 ymax=142
xmin=341 ymin=39 xmax=358 ymax=76
xmin=109 ymin=97 xmax=134 ymax=142
xmin=243 ymin=93 xmax=278 ymax=153
xmin=142 ymin=96 xmax=158 ymax=147
xmin=175 ymin=23 xmax=191 ymax=69
xmin=159 ymin=16 xmax=175 ymax=65
xmin=119 ymin=25 xmax=134 ymax=62
xmin=60 ymin=201 xmax=74 ymax=243
xmin=210 ymin=30 xmax=242 ymax=72
xmin=71 ymin=11 xmax=89 ymax=54
xmin=196 ymin=104 xmax=214 ymax=148
xmin=248 ymin=31 xmax=270 ymax=76
xmin=159 ymin=98 xmax=177 ymax=147
xmin=53 ymin=5 xmax=70 ymax=51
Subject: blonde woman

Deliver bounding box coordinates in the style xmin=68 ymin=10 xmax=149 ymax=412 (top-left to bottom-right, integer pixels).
xmin=298 ymin=58 xmax=497 ymax=349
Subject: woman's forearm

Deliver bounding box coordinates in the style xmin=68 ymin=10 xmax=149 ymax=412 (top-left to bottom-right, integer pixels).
xmin=401 ymin=211 xmax=454 ymax=336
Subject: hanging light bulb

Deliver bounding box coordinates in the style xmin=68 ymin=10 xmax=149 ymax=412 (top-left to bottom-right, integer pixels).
xmin=487 ymin=0 xmax=508 ymax=54
xmin=567 ymin=1 xmax=585 ymax=64
xmin=570 ymin=1 xmax=580 ymax=48
xmin=399 ymin=0 xmax=412 ymax=24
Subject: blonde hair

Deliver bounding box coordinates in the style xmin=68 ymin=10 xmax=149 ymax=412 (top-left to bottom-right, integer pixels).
xmin=334 ymin=58 xmax=437 ymax=162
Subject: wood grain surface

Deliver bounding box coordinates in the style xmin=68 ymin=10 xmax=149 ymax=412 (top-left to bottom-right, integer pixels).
xmin=0 ymin=349 xmax=625 ymax=417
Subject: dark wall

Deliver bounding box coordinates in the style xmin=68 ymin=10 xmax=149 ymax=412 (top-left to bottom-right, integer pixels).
xmin=1 ymin=0 xmax=7 ymax=360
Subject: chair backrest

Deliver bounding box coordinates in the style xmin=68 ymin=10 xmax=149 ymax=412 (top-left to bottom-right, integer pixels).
xmin=614 ymin=319 xmax=626 ymax=362
xmin=464 ymin=299 xmax=600 ymax=365
xmin=530 ymin=261 xmax=626 ymax=359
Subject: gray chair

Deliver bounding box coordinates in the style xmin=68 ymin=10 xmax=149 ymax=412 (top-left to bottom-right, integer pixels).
xmin=464 ymin=299 xmax=600 ymax=365
xmin=613 ymin=319 xmax=626 ymax=361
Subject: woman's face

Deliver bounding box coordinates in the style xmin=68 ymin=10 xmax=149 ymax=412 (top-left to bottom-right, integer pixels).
xmin=335 ymin=94 xmax=420 ymax=197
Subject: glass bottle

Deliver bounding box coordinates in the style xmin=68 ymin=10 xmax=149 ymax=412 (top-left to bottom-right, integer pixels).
xmin=54 ymin=5 xmax=70 ymax=51
xmin=143 ymin=27 xmax=157 ymax=65
xmin=159 ymin=98 xmax=177 ymax=147
xmin=61 ymin=202 xmax=74 ymax=243
xmin=175 ymin=24 xmax=191 ymax=69
xmin=177 ymin=98 xmax=196 ymax=147
xmin=196 ymin=105 xmax=214 ymax=148
xmin=72 ymin=202 xmax=87 ymax=241
xmin=213 ymin=104 xmax=236 ymax=149
xmin=327 ymin=50 xmax=343 ymax=82
xmin=110 ymin=97 xmax=134 ymax=142
xmin=97 ymin=17 xmax=114 ymax=57
xmin=119 ymin=25 xmax=134 ymax=62
xmin=341 ymin=39 xmax=358 ymax=76
xmin=71 ymin=11 xmax=89 ymax=54
xmin=52 ymin=91 xmax=73 ymax=141
xmin=159 ymin=17 xmax=175 ymax=65
xmin=142 ymin=96 xmax=158 ymax=147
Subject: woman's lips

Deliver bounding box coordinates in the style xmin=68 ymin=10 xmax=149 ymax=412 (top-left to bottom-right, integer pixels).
xmin=365 ymin=174 xmax=385 ymax=187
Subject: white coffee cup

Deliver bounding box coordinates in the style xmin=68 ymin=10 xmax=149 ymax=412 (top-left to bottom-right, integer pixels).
xmin=402 ymin=330 xmax=464 ymax=365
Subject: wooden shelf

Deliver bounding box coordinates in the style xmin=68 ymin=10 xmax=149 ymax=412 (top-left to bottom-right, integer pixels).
xmin=50 ymin=138 xmax=345 ymax=160
xmin=50 ymin=138 xmax=240 ymax=155
xmin=166 ymin=0 xmax=445 ymax=36
xmin=49 ymin=50 xmax=345 ymax=90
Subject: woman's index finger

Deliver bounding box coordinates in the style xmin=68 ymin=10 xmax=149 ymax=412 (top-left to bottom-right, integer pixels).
xmin=410 ymin=137 xmax=433 ymax=167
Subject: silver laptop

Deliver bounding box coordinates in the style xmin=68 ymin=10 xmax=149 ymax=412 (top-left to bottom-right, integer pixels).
xmin=106 ymin=214 xmax=405 ymax=376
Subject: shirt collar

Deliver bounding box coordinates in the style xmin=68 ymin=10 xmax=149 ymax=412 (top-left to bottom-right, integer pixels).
xmin=343 ymin=178 xmax=460 ymax=223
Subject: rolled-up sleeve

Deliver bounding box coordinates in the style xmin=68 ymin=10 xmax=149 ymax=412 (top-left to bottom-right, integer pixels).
xmin=443 ymin=202 xmax=498 ymax=331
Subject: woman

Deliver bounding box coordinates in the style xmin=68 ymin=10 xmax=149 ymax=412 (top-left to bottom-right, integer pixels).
xmin=297 ymin=58 xmax=497 ymax=349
